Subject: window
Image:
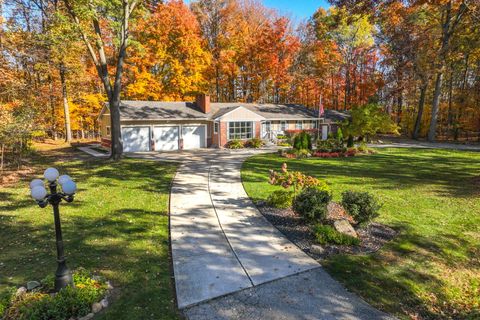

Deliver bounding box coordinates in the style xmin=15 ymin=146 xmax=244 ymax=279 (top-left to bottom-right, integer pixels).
xmin=312 ymin=120 xmax=318 ymax=129
xmin=106 ymin=126 xmax=111 ymax=135
xmin=228 ymin=121 xmax=253 ymax=140
xmin=265 ymin=121 xmax=271 ymax=131
xmin=295 ymin=121 xmax=303 ymax=130
xmin=214 ymin=122 xmax=219 ymax=134
xmin=280 ymin=121 xmax=287 ymax=131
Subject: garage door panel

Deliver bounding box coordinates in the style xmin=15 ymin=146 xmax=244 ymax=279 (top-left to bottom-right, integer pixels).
xmin=154 ymin=126 xmax=179 ymax=151
xmin=122 ymin=127 xmax=150 ymax=152
xmin=182 ymin=125 xmax=206 ymax=149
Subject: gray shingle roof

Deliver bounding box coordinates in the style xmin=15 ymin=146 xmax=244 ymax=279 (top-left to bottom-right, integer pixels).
xmin=115 ymin=100 xmax=348 ymax=122
xmin=119 ymin=101 xmax=207 ymax=120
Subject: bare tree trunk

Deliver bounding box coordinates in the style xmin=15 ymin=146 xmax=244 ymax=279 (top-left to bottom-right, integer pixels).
xmin=428 ymin=71 xmax=443 ymax=141
xmin=413 ymin=83 xmax=427 ymax=139
xmin=428 ymin=1 xmax=467 ymax=142
xmin=59 ymin=64 xmax=72 ymax=143
xmin=0 ymin=143 xmax=4 ymax=170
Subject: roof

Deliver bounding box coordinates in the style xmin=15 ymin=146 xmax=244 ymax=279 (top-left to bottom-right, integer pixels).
xmin=119 ymin=101 xmax=208 ymax=120
xmin=102 ymin=100 xmax=349 ymax=122
xmin=324 ymin=109 xmax=350 ymax=122
xmin=208 ymin=103 xmax=318 ymax=120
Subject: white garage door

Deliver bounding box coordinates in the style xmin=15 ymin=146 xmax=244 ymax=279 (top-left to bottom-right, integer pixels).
xmin=122 ymin=126 xmax=151 ymax=152
xmin=182 ymin=125 xmax=206 ymax=150
xmin=154 ymin=126 xmax=179 ymax=151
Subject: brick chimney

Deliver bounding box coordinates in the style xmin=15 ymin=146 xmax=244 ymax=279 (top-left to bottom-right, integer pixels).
xmin=196 ymin=94 xmax=210 ymax=114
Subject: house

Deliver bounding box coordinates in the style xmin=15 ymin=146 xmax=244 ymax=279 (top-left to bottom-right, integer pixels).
xmin=97 ymin=95 xmax=348 ymax=152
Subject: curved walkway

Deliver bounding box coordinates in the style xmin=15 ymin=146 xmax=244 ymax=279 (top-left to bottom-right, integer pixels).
xmin=170 ymin=152 xmax=394 ymax=319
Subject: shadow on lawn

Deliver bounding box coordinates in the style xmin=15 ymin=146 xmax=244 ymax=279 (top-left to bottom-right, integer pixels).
xmin=0 ymin=207 xmax=177 ymax=319
xmin=244 ymin=149 xmax=480 ymax=198
xmin=0 ymin=147 xmax=179 ymax=319
xmin=325 ymin=223 xmax=480 ymax=319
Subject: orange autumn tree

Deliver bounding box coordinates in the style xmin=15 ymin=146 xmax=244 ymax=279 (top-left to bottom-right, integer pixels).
xmin=126 ymin=0 xmax=211 ymax=101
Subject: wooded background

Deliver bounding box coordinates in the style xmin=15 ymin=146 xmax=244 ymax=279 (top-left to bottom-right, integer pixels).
xmin=1 ymin=0 xmax=479 ymax=153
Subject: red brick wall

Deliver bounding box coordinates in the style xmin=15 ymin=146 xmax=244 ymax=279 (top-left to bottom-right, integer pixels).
xmin=254 ymin=121 xmax=261 ymax=139
xmin=219 ymin=122 xmax=228 ymax=147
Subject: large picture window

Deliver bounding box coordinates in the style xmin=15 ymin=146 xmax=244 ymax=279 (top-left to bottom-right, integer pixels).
xmin=228 ymin=121 xmax=253 ymax=140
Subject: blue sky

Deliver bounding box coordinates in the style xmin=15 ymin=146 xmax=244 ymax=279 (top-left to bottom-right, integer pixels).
xmin=263 ymin=0 xmax=330 ymax=20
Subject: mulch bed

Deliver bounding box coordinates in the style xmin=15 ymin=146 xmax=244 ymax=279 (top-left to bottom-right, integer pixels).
xmin=257 ymin=201 xmax=397 ymax=260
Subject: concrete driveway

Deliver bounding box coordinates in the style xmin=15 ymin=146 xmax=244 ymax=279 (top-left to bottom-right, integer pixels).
xmin=168 ymin=150 xmax=394 ymax=319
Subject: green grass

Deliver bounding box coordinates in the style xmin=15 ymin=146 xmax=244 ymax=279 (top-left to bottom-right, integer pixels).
xmin=0 ymin=144 xmax=179 ymax=319
xmin=242 ymin=148 xmax=480 ymax=319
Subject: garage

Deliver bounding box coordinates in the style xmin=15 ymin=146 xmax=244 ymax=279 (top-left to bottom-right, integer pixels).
xmin=182 ymin=125 xmax=206 ymax=149
xmin=154 ymin=126 xmax=179 ymax=151
xmin=121 ymin=126 xmax=151 ymax=152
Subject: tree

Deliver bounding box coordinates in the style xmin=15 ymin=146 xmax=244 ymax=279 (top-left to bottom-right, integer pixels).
xmin=342 ymin=103 xmax=399 ymax=141
xmin=126 ymin=0 xmax=211 ymax=100
xmin=63 ymin=0 xmax=141 ymax=159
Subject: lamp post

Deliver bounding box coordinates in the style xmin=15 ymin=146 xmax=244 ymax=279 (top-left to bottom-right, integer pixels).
xmin=30 ymin=167 xmax=77 ymax=292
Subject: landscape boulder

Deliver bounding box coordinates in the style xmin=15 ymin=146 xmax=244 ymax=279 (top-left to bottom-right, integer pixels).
xmin=333 ymin=219 xmax=358 ymax=238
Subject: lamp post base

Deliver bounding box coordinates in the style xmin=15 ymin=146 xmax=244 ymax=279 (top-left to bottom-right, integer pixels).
xmin=55 ymin=260 xmax=74 ymax=292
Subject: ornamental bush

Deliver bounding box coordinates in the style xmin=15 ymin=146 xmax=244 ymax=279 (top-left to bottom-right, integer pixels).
xmin=2 ymin=269 xmax=108 ymax=320
xmin=316 ymin=138 xmax=346 ymax=153
xmin=314 ymin=225 xmax=359 ymax=246
xmin=293 ymin=131 xmax=312 ymax=150
xmin=341 ymin=191 xmax=381 ymax=225
xmin=245 ymin=138 xmax=264 ymax=148
xmin=267 ymin=190 xmax=295 ymax=208
xmin=292 ymin=187 xmax=332 ymax=221
xmin=269 ymin=163 xmax=322 ymax=196
xmin=226 ymin=139 xmax=244 ymax=149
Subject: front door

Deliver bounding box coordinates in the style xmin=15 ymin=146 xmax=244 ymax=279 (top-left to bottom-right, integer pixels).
xmin=321 ymin=125 xmax=328 ymax=140
xmin=261 ymin=121 xmax=271 ymax=139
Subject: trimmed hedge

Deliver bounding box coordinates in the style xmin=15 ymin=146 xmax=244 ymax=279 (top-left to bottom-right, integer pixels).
xmin=267 ymin=190 xmax=295 ymax=208
xmin=341 ymin=191 xmax=381 ymax=225
xmin=292 ymin=187 xmax=332 ymax=221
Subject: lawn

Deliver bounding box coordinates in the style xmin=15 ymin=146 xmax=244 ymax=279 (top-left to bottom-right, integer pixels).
xmin=242 ymin=148 xmax=480 ymax=319
xmin=0 ymin=143 xmax=180 ymax=319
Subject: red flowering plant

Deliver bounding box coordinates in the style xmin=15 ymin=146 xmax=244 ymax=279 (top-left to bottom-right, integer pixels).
xmin=268 ymin=163 xmax=321 ymax=197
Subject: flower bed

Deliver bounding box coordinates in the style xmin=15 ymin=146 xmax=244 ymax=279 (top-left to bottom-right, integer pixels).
xmin=1 ymin=269 xmax=113 ymax=320
xmin=312 ymin=149 xmax=357 ymax=158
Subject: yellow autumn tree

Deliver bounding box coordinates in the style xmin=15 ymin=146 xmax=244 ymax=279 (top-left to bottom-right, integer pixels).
xmin=126 ymin=0 xmax=211 ymax=101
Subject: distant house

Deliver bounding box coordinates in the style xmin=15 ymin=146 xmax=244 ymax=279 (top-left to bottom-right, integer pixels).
xmin=97 ymin=95 xmax=348 ymax=152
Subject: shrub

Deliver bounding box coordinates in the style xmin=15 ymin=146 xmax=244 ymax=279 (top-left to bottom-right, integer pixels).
xmin=293 ymin=131 xmax=312 ymax=150
xmin=269 ymin=163 xmax=323 ymax=196
xmin=358 ymin=142 xmax=368 ymax=153
xmin=245 ymin=138 xmax=264 ymax=148
xmin=316 ymin=138 xmax=345 ymax=153
xmin=226 ymin=139 xmax=244 ymax=149
xmin=276 ymin=134 xmax=287 ymax=140
xmin=314 ymin=225 xmax=360 ymax=245
xmin=2 ymin=270 xmax=107 ymax=320
xmin=292 ymin=187 xmax=332 ymax=221
xmin=0 ymin=287 xmax=15 ymax=317
xmin=346 ymin=135 xmax=354 ymax=147
xmin=294 ymin=149 xmax=311 ymax=158
xmin=336 ymin=128 xmax=344 ymax=142
xmin=267 ymin=190 xmax=295 ymax=208
xmin=309 ymin=181 xmax=331 ymax=194
xmin=341 ymin=191 xmax=381 ymax=225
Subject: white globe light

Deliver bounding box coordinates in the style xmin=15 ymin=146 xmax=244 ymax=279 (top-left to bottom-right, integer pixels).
xmin=58 ymin=175 xmax=71 ymax=186
xmin=44 ymin=167 xmax=59 ymax=182
xmin=30 ymin=179 xmax=44 ymax=189
xmin=62 ymin=180 xmax=77 ymax=195
xmin=31 ymin=185 xmax=47 ymax=201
